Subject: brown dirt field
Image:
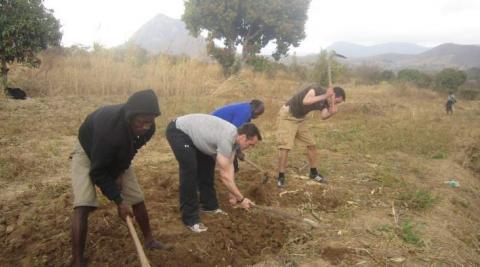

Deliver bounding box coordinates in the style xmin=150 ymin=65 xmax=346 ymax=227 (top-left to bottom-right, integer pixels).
xmin=2 ymin=86 xmax=480 ymax=266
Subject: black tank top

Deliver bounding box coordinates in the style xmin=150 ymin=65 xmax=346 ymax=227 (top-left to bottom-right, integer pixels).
xmin=286 ymin=85 xmax=329 ymax=118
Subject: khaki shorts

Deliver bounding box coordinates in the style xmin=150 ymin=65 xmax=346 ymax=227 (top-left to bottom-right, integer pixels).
xmin=70 ymin=141 xmax=145 ymax=207
xmin=276 ymin=105 xmax=315 ymax=150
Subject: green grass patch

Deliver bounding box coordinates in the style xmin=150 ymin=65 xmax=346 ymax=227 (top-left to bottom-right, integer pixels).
xmin=373 ymin=167 xmax=401 ymax=187
xmin=431 ymin=151 xmax=447 ymax=159
xmin=398 ymin=188 xmax=438 ymax=210
xmin=398 ymin=219 xmax=424 ymax=247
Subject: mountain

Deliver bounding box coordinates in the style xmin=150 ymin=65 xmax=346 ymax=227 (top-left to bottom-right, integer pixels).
xmin=327 ymin=41 xmax=429 ymax=58
xmin=350 ymin=43 xmax=480 ymax=70
xmin=288 ymin=43 xmax=480 ymax=71
xmin=415 ymin=43 xmax=480 ymax=69
xmin=128 ymin=14 xmax=207 ymax=58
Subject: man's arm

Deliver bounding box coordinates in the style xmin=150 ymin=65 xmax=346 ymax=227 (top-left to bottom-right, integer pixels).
xmin=302 ymin=88 xmax=334 ymax=105
xmin=320 ymin=106 xmax=338 ymax=120
xmin=216 ymin=154 xmax=254 ymax=208
xmin=89 ymin=141 xmax=123 ymax=204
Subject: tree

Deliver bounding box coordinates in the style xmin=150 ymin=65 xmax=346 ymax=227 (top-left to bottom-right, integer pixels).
xmin=182 ymin=0 xmax=310 ymax=75
xmin=434 ymin=68 xmax=467 ymax=93
xmin=380 ymin=70 xmax=395 ymax=81
xmin=397 ymin=68 xmax=431 ymax=88
xmin=0 ymin=0 xmax=61 ymax=90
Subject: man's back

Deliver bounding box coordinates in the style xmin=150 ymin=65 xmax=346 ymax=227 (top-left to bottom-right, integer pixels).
xmin=176 ymin=114 xmax=238 ymax=158
xmin=211 ymin=102 xmax=252 ymax=127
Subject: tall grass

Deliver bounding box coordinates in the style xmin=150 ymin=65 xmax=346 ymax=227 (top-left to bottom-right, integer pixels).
xmin=8 ymin=47 xmax=223 ymax=97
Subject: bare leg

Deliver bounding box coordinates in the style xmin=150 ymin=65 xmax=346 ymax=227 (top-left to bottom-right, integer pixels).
xmin=132 ymin=202 xmax=153 ymax=242
xmin=307 ymin=145 xmax=317 ymax=169
xmin=132 ymin=202 xmax=171 ymax=250
xmin=71 ymin=206 xmax=94 ymax=267
xmin=278 ymin=149 xmax=289 ymax=173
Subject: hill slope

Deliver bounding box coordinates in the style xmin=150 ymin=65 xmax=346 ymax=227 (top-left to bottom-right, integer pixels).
xmin=327 ymin=41 xmax=429 ymax=58
xmin=128 ymin=13 xmax=207 ymax=58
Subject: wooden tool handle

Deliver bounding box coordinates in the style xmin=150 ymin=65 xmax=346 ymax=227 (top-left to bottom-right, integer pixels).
xmin=126 ymin=216 xmax=152 ymax=267
xmin=253 ymin=205 xmax=319 ymax=228
xmin=244 ymin=157 xmax=265 ymax=173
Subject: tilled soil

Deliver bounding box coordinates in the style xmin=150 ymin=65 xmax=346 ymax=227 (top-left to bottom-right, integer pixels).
xmin=0 ymin=168 xmax=330 ymax=267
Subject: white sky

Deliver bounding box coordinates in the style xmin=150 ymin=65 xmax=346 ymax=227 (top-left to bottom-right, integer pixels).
xmin=44 ymin=0 xmax=480 ymax=55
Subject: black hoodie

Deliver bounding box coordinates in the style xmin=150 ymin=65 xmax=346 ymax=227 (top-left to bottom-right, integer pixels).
xmin=78 ymin=89 xmax=161 ymax=204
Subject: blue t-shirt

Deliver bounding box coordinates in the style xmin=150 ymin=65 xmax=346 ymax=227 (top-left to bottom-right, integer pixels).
xmin=212 ymin=102 xmax=252 ymax=127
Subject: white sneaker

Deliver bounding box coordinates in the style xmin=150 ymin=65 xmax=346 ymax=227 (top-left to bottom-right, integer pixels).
xmin=202 ymin=208 xmax=228 ymax=215
xmin=187 ymin=223 xmax=208 ymax=233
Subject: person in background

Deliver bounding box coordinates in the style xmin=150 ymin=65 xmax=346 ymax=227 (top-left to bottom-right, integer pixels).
xmin=446 ymin=92 xmax=457 ymax=115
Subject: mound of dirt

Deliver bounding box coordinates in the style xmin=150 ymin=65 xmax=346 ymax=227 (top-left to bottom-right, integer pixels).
xmin=1 ymin=167 xmax=329 ymax=267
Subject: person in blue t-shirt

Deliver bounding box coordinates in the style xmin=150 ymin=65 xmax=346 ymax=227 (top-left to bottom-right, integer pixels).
xmin=212 ymin=99 xmax=265 ymax=172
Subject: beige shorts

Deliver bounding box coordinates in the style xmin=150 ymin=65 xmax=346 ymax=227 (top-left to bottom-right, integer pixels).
xmin=276 ymin=105 xmax=315 ymax=150
xmin=70 ymin=141 xmax=145 ymax=207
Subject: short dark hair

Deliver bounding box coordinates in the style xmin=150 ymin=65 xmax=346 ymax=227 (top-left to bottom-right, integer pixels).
xmin=333 ymin=87 xmax=346 ymax=102
xmin=250 ymin=99 xmax=265 ymax=117
xmin=238 ymin=123 xmax=262 ymax=141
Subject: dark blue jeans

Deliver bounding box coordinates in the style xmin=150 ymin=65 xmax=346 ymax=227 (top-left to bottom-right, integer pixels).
xmin=165 ymin=121 xmax=218 ymax=226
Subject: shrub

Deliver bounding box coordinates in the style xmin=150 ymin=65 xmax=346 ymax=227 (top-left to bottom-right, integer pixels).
xmin=398 ymin=188 xmax=437 ymax=210
xmin=380 ymin=70 xmax=395 ymax=81
xmin=434 ymin=68 xmax=467 ymax=93
xmin=397 ymin=68 xmax=432 ymax=88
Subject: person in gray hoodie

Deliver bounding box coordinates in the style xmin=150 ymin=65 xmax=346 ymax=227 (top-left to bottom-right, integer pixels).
xmin=70 ymin=89 xmax=169 ymax=267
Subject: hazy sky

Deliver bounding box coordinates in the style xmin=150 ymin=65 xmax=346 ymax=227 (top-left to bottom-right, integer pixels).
xmin=44 ymin=0 xmax=480 ymax=55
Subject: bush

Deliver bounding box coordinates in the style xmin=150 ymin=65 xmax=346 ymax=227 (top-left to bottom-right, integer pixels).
xmin=397 ymin=69 xmax=432 ymax=88
xmin=246 ymin=56 xmax=287 ymax=78
xmin=206 ymin=41 xmax=239 ymax=77
xmin=398 ymin=188 xmax=437 ymax=210
xmin=434 ymin=68 xmax=467 ymax=93
xmin=380 ymin=70 xmax=395 ymax=81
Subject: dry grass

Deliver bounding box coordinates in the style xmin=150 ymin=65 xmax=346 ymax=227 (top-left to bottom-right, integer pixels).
xmin=2 ymin=50 xmax=480 ymax=266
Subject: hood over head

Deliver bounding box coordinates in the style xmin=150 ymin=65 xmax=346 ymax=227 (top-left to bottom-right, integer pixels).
xmin=124 ymin=89 xmax=161 ymax=121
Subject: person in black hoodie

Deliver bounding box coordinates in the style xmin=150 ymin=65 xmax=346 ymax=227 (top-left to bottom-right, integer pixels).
xmin=70 ymin=89 xmax=170 ymax=267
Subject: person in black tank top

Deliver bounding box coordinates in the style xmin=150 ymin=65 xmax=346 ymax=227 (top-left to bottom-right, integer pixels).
xmin=276 ymin=85 xmax=346 ymax=187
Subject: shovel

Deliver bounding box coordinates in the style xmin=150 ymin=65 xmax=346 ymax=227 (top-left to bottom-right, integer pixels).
xmin=253 ymin=205 xmax=320 ymax=228
xmin=243 ymin=157 xmax=269 ymax=184
xmin=126 ymin=216 xmax=152 ymax=267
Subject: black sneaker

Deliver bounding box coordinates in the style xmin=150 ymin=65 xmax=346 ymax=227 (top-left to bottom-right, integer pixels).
xmin=310 ymin=173 xmax=327 ymax=183
xmin=277 ymin=176 xmax=285 ymax=187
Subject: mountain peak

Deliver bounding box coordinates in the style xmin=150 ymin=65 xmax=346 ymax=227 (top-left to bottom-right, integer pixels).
xmin=128 ymin=13 xmax=206 ymax=58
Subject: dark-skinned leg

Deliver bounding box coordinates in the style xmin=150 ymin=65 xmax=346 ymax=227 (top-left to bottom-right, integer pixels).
xmin=132 ymin=202 xmax=152 ymax=242
xmin=71 ymin=206 xmax=94 ymax=267
xmin=132 ymin=202 xmax=172 ymax=250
